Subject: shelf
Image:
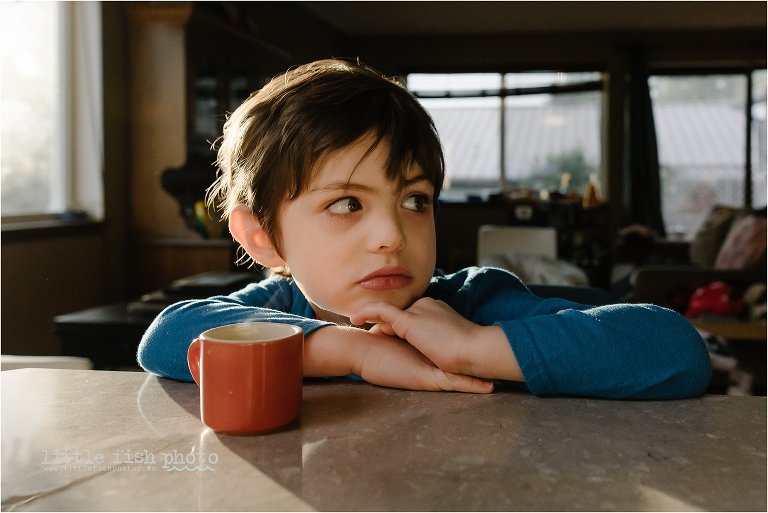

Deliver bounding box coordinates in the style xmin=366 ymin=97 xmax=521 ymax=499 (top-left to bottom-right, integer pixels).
xmin=691 ymin=319 xmax=767 ymax=341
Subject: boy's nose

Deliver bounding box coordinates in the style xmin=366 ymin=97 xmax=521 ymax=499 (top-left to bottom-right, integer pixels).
xmin=369 ymin=209 xmax=406 ymax=253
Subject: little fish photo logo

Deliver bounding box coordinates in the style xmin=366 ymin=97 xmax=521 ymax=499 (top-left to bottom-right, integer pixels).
xmin=41 ymin=448 xmax=218 ymax=473
xmin=161 ymin=448 xmax=218 ymax=472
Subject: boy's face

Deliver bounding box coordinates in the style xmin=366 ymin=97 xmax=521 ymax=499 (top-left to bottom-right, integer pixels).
xmin=277 ymin=136 xmax=437 ymax=320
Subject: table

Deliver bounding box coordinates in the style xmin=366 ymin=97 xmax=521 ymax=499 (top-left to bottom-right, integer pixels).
xmin=53 ymin=303 xmax=152 ymax=369
xmin=2 ymin=369 xmax=766 ymax=511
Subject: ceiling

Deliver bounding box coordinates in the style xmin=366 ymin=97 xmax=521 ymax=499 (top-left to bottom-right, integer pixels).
xmin=300 ymin=1 xmax=766 ymax=36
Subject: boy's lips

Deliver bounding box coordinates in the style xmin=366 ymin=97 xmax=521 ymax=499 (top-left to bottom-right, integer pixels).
xmin=358 ymin=266 xmax=413 ymax=290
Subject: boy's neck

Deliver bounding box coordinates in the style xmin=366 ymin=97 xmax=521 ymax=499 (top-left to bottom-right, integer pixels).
xmin=309 ymin=301 xmax=351 ymax=324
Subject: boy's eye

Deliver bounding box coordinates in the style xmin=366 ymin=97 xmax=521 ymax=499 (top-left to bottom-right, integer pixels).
xmin=402 ymin=194 xmax=431 ymax=212
xmin=327 ymin=197 xmax=362 ymax=215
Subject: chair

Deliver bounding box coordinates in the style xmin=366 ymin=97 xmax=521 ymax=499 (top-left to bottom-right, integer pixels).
xmin=477 ymin=225 xmax=558 ymax=262
xmin=477 ymin=225 xmax=590 ymax=287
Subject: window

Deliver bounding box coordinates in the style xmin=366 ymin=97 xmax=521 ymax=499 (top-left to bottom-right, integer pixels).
xmin=650 ymin=71 xmax=766 ymax=239
xmin=1 ymin=2 xmax=103 ymax=219
xmin=751 ymin=69 xmax=767 ymax=207
xmin=407 ymin=72 xmax=603 ymax=201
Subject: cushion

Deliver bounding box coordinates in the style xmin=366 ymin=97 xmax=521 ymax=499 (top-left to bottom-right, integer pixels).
xmin=714 ymin=215 xmax=767 ymax=270
xmin=689 ymin=206 xmax=739 ymax=267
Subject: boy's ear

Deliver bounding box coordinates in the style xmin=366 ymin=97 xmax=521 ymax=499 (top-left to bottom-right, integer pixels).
xmin=229 ymin=206 xmax=286 ymax=268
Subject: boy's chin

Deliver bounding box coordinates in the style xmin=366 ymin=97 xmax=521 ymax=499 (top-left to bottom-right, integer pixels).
xmin=311 ymin=288 xmax=426 ymax=323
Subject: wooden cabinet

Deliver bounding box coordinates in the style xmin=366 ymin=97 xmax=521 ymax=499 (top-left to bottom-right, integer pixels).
xmin=127 ymin=3 xmax=191 ymax=244
xmin=125 ymin=3 xmax=281 ymax=295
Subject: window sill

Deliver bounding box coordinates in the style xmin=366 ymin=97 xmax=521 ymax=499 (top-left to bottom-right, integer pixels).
xmin=2 ymin=215 xmax=104 ymax=242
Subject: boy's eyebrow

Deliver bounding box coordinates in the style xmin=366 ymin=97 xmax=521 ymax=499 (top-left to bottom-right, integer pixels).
xmin=309 ymin=175 xmax=431 ymax=193
xmin=308 ymin=182 xmax=374 ymax=193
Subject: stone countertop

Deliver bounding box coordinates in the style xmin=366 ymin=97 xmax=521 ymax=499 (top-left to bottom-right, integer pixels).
xmin=2 ymin=369 xmax=766 ymax=511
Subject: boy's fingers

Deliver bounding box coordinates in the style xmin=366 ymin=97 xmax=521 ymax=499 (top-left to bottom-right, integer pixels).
xmin=367 ymin=323 xmax=396 ymax=336
xmin=378 ymin=324 xmax=397 ymax=336
xmin=440 ymin=372 xmax=494 ymax=394
xmin=351 ymin=302 xmax=406 ymax=326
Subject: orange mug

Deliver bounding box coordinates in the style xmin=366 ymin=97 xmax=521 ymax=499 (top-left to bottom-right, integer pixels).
xmin=187 ymin=322 xmax=303 ymax=434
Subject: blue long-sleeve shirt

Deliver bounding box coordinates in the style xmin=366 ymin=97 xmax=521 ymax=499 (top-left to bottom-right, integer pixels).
xmin=137 ymin=267 xmax=711 ymax=399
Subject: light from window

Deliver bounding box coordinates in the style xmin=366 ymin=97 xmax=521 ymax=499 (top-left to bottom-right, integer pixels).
xmin=752 ymin=69 xmax=766 ymax=209
xmin=650 ymin=73 xmax=765 ymax=239
xmin=504 ymin=88 xmax=601 ymax=195
xmin=1 ymin=1 xmax=62 ymax=216
xmin=408 ymin=72 xmax=603 ymax=201
xmin=409 ymin=74 xmax=501 ymax=197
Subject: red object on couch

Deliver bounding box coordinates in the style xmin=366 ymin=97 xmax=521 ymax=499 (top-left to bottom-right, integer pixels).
xmin=685 ymin=281 xmax=743 ymax=318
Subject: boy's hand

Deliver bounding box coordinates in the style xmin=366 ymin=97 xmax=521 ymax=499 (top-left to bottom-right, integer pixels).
xmin=350 ymin=298 xmax=524 ymax=382
xmin=355 ymin=331 xmax=494 ymax=393
xmin=304 ymin=325 xmax=493 ymax=393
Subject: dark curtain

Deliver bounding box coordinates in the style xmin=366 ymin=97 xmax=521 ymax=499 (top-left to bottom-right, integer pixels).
xmin=623 ymin=52 xmax=666 ymax=236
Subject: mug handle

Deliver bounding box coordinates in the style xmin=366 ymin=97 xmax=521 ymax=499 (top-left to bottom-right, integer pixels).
xmin=187 ymin=338 xmax=201 ymax=385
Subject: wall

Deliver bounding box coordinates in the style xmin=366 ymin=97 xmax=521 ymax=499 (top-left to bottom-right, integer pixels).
xmin=1 ymin=229 xmax=106 ymax=355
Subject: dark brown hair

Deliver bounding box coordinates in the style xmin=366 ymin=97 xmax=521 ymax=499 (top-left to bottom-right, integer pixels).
xmin=208 ymin=58 xmax=444 ymax=261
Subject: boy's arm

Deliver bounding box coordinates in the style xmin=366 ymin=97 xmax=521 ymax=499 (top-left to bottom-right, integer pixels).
xmin=137 ymin=297 xmax=334 ymax=381
xmin=493 ymin=302 xmax=712 ymax=399
xmin=138 ymin=285 xmax=492 ymax=393
xmin=352 ymin=276 xmax=712 ymax=399
xmin=466 ymin=267 xmax=711 ymax=399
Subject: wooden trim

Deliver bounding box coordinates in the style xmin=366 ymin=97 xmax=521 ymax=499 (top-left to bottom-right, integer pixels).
xmin=126 ymin=2 xmax=192 ymax=25
xmin=692 ymin=319 xmax=767 ymax=341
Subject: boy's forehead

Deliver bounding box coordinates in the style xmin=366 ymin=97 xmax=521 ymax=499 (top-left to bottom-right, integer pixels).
xmin=309 ymin=137 xmax=426 ymax=187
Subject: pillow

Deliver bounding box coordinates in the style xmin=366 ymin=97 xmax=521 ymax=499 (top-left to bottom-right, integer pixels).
xmin=479 ymin=253 xmax=589 ymax=287
xmin=689 ymin=206 xmax=739 ymax=267
xmin=714 ymin=215 xmax=767 ymax=270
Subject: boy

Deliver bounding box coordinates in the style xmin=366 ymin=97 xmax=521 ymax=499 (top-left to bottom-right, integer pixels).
xmin=138 ymin=59 xmax=711 ymax=398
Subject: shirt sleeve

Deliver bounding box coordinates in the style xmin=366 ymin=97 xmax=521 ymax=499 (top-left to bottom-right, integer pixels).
xmin=435 ymin=267 xmax=712 ymax=400
xmin=136 ymin=277 xmax=334 ymax=382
